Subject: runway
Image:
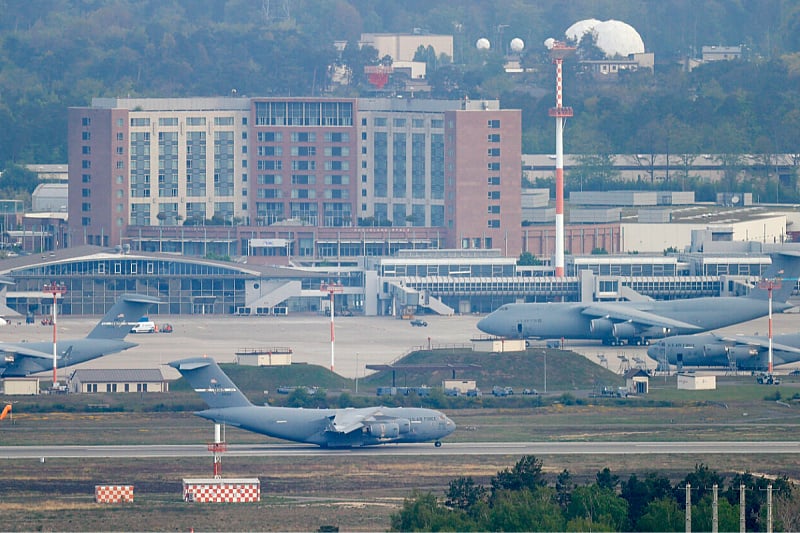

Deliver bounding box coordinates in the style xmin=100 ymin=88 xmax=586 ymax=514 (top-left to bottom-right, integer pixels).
xmin=3 ymin=441 xmax=800 ymax=459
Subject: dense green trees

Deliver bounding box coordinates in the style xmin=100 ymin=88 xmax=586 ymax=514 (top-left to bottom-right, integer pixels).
xmin=1 ymin=0 xmax=799 ymax=186
xmin=390 ymin=456 xmax=796 ymax=532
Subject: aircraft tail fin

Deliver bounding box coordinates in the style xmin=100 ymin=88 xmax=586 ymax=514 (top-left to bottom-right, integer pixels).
xmin=748 ymin=252 xmax=800 ymax=302
xmin=170 ymin=357 xmax=253 ymax=409
xmin=0 ymin=404 xmax=10 ymax=420
xmin=87 ymin=294 xmax=161 ymax=340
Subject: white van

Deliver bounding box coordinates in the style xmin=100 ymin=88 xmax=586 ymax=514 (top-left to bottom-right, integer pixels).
xmin=130 ymin=320 xmax=156 ymax=334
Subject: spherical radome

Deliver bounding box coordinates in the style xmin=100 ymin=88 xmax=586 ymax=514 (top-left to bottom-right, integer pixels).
xmin=564 ymin=18 xmax=645 ymax=58
xmin=543 ymin=37 xmax=556 ymax=49
xmin=476 ymin=37 xmax=491 ymax=50
xmin=510 ymin=37 xmax=524 ymax=52
xmin=565 ymin=18 xmax=601 ymax=42
xmin=593 ymin=19 xmax=645 ymax=56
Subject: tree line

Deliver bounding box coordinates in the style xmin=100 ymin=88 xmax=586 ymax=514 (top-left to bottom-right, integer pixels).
xmin=390 ymin=456 xmax=798 ymax=532
xmin=1 ymin=1 xmax=799 ymax=196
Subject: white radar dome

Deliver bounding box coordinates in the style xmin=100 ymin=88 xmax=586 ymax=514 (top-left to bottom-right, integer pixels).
xmin=565 ymin=18 xmax=601 ymax=42
xmin=543 ymin=37 xmax=556 ymax=49
xmin=593 ymin=19 xmax=645 ymax=56
xmin=476 ymin=37 xmax=491 ymax=50
xmin=510 ymin=37 xmax=525 ymax=52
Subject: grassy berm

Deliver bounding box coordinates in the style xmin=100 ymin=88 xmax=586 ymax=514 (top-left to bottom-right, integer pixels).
xmin=3 ymin=348 xmax=800 ymax=531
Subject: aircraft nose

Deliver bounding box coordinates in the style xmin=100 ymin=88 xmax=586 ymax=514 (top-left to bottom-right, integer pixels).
xmin=477 ymin=314 xmax=498 ymax=335
xmin=646 ymin=341 xmax=663 ymax=359
xmin=445 ymin=416 xmax=456 ymax=434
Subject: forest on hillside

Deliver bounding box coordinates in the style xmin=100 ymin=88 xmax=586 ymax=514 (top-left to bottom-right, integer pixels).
xmin=1 ymin=0 xmax=799 ymax=199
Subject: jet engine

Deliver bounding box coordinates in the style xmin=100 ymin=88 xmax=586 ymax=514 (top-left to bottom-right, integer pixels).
xmin=727 ymin=345 xmax=760 ymax=360
xmin=394 ymin=418 xmax=411 ymax=434
xmin=366 ymin=422 xmax=400 ymax=438
xmin=611 ymin=322 xmax=637 ymax=340
xmin=590 ymin=318 xmax=614 ymax=336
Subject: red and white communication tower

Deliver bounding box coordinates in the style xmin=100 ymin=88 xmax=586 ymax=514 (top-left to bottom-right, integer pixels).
xmin=320 ymin=282 xmax=344 ymax=372
xmin=207 ymin=423 xmax=227 ymax=478
xmin=42 ymin=282 xmax=67 ymax=388
xmin=759 ymin=277 xmax=782 ymax=375
xmin=547 ymin=41 xmax=575 ymax=277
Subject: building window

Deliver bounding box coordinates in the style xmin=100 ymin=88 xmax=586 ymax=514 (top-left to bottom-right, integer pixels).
xmin=82 ymin=131 xmax=91 ymax=141
xmin=82 ymin=117 xmax=91 ymax=126
xmin=488 ymin=220 xmax=500 ymax=228
xmin=488 ymin=119 xmax=500 ymax=128
xmin=488 ymin=177 xmax=500 ymax=185
xmin=488 ymin=133 xmax=500 ymax=142
xmin=488 ymin=162 xmax=500 ymax=171
xmin=488 ymin=191 xmax=500 ymax=200
xmin=488 ymin=148 xmax=500 ymax=156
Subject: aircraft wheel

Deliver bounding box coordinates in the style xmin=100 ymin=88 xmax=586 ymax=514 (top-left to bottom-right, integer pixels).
xmin=644 ymin=339 xmax=650 ymax=346
xmin=634 ymin=339 xmax=642 ymax=346
xmin=435 ymin=441 xmax=442 ymax=448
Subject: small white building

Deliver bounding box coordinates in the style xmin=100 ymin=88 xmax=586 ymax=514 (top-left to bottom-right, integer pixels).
xmin=677 ymin=373 xmax=717 ymax=390
xmin=1 ymin=377 xmax=40 ymax=395
xmin=235 ymin=347 xmax=293 ymax=366
xmin=472 ymin=338 xmax=527 ymax=353
xmin=69 ymin=369 xmax=168 ymax=393
xmin=443 ymin=379 xmax=477 ymax=394
xmin=624 ymin=368 xmax=649 ymax=395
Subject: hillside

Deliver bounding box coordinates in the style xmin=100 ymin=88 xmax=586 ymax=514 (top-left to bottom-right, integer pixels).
xmin=169 ymin=347 xmax=623 ymax=398
xmin=1 ymin=0 xmax=800 ymax=197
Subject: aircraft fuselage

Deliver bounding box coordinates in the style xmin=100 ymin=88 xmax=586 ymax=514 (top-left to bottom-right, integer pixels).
xmin=195 ymin=405 xmax=456 ymax=447
xmin=477 ymin=298 xmax=792 ymax=345
xmin=648 ymin=332 xmax=800 ymax=370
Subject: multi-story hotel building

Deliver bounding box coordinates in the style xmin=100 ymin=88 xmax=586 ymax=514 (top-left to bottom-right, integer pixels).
xmin=68 ymin=96 xmax=521 ymax=261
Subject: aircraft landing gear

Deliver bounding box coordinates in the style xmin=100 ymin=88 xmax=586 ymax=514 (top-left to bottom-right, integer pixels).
xmin=434 ymin=441 xmax=442 ymax=448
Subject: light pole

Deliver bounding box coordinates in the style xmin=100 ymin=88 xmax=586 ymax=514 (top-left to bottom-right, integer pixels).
xmin=320 ymin=282 xmax=344 ymax=372
xmin=43 ymin=282 xmax=67 ymax=388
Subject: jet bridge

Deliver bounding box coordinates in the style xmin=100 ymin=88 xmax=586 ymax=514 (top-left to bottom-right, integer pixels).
xmin=385 ymin=281 xmax=454 ymax=316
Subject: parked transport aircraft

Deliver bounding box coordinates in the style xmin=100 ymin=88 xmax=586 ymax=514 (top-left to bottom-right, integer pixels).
xmin=0 ymin=293 xmax=160 ymax=377
xmin=477 ymin=253 xmax=800 ymax=346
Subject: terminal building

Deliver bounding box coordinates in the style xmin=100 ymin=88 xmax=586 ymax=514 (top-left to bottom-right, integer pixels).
xmin=0 ymin=239 xmax=796 ymax=318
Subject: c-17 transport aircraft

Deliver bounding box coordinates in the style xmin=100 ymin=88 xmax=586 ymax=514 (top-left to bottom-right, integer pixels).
xmin=171 ymin=357 xmax=457 ymax=448
xmin=0 ymin=293 xmax=160 ymax=377
xmin=647 ymin=332 xmax=800 ymax=371
xmin=477 ymin=252 xmax=800 ymax=346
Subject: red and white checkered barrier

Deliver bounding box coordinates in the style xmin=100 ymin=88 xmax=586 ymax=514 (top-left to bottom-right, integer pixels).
xmin=95 ymin=485 xmax=134 ymax=503
xmin=182 ymin=478 xmax=260 ymax=503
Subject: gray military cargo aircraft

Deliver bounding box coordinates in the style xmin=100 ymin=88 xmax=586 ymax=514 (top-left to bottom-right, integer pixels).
xmin=0 ymin=293 xmax=160 ymax=377
xmin=477 ymin=252 xmax=800 ymax=346
xmin=648 ymin=332 xmax=800 ymax=371
xmin=171 ymin=357 xmax=457 ymax=448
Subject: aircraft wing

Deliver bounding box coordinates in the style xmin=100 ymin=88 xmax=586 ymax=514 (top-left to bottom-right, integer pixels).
xmin=0 ymin=343 xmax=54 ymax=360
xmin=328 ymin=407 xmax=384 ymax=434
xmin=718 ymin=335 xmax=800 ymax=355
xmin=581 ymin=304 xmax=703 ymax=331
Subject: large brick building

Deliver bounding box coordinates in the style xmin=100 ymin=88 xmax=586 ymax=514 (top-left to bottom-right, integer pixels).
xmin=68 ymin=97 xmax=522 ymax=262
